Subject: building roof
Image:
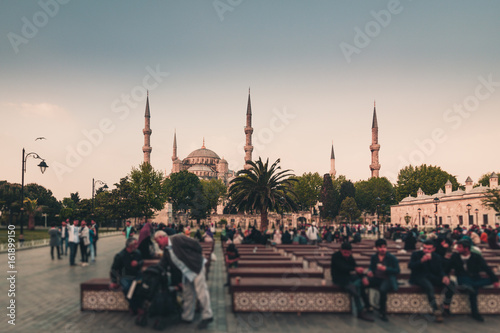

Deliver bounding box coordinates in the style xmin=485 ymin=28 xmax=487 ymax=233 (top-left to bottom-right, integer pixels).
xmin=186 ymin=147 xmax=221 ymax=159
xmin=188 ymin=165 xmax=214 ymax=172
xmin=465 ymin=176 xmax=473 ymax=183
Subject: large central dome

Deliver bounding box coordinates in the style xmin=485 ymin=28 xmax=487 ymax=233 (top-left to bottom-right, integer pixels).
xmin=186 ymin=147 xmax=220 ymax=159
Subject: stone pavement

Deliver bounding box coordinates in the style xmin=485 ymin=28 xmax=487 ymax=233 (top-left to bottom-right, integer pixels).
xmin=1 ymin=235 xmax=500 ymax=333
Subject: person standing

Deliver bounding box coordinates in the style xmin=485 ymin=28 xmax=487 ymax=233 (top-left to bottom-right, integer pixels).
xmin=48 ymin=224 xmax=61 ymax=260
xmin=364 ymin=239 xmax=400 ymax=322
xmin=79 ymin=221 xmax=90 ymax=266
xmin=60 ymin=221 xmax=69 ymax=256
xmin=122 ymin=221 xmax=137 ymax=239
xmin=91 ymin=220 xmax=99 ymax=256
xmin=68 ymin=220 xmax=80 ymax=266
xmin=306 ymin=222 xmax=319 ymax=245
xmin=154 ymin=231 xmax=214 ymax=329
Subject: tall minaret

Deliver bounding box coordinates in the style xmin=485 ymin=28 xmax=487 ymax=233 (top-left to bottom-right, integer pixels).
xmin=330 ymin=143 xmax=336 ymax=178
xmin=142 ymin=92 xmax=152 ymax=164
xmin=244 ymin=88 xmax=254 ymax=170
xmin=172 ymin=130 xmax=177 ymax=161
xmin=370 ymin=101 xmax=380 ymax=178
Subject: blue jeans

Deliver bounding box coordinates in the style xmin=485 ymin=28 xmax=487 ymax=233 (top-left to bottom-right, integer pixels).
xmin=120 ymin=277 xmax=141 ymax=311
xmin=457 ymin=276 xmax=494 ymax=314
xmin=69 ymin=242 xmax=78 ymax=265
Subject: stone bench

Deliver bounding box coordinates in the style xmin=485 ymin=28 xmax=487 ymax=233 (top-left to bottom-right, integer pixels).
xmin=230 ymin=277 xmax=351 ymax=313
xmin=228 ymin=267 xmax=324 ymax=279
xmin=237 ymin=260 xmax=305 ymax=269
xmin=80 ymin=278 xmax=129 ymax=312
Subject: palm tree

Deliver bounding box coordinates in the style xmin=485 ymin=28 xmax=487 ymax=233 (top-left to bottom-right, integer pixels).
xmin=23 ymin=198 xmax=42 ymax=230
xmin=228 ymin=158 xmax=298 ymax=232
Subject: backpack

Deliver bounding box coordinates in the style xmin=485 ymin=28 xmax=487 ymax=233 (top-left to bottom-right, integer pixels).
xmin=135 ymin=265 xmax=169 ymax=302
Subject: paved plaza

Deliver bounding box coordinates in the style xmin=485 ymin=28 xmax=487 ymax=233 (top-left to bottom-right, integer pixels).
xmin=2 ymin=235 xmax=500 ymax=333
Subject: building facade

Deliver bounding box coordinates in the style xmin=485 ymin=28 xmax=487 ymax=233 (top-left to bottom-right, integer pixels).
xmin=391 ymin=173 xmax=500 ymax=229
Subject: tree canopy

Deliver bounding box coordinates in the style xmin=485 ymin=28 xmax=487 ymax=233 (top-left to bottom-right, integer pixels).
xmin=395 ymin=164 xmax=460 ymax=202
xmin=291 ymin=172 xmax=322 ymax=211
xmin=319 ymin=173 xmax=340 ymax=220
xmin=355 ymin=177 xmax=395 ymax=214
xmin=228 ymin=158 xmax=298 ymax=231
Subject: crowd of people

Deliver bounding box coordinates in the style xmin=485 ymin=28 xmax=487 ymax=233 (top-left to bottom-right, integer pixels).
xmin=44 ymin=217 xmax=500 ymax=328
xmin=47 ymin=219 xmax=99 ymax=266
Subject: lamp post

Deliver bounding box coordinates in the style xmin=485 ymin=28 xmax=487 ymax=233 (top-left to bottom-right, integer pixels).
xmin=318 ymin=202 xmax=323 ymax=226
xmin=92 ymin=178 xmax=108 ymax=223
xmin=20 ymin=148 xmax=48 ymax=235
xmin=417 ymin=208 xmax=421 ymax=228
xmin=475 ymin=208 xmax=479 ymax=226
xmin=433 ymin=197 xmax=440 ymax=229
xmin=466 ymin=204 xmax=472 ymax=226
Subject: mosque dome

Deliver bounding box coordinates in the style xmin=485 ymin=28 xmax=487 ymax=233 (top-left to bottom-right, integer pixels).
xmin=186 ymin=147 xmax=220 ymax=160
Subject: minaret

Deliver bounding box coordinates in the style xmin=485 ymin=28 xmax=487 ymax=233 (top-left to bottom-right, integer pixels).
xmin=172 ymin=130 xmax=177 ymax=161
xmin=369 ymin=101 xmax=380 ymax=178
xmin=329 ymin=143 xmax=336 ymax=178
xmin=142 ymin=92 xmax=152 ymax=164
xmin=244 ymin=88 xmax=254 ymax=170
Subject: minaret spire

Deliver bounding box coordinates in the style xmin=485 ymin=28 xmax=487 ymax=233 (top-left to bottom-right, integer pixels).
xmin=330 ymin=142 xmax=336 ymax=178
xmin=202 ymin=137 xmax=206 ymax=149
xmin=244 ymin=88 xmax=254 ymax=170
xmin=172 ymin=130 xmax=177 ymax=162
xmin=370 ymin=103 xmax=380 ymax=178
xmin=142 ymin=94 xmax=152 ymax=164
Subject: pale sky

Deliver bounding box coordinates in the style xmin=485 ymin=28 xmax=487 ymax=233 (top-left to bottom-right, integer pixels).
xmin=1 ymin=0 xmax=499 ymax=200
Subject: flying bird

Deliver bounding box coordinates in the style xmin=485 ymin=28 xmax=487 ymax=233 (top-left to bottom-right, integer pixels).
xmin=35 ymin=137 xmax=46 ymax=141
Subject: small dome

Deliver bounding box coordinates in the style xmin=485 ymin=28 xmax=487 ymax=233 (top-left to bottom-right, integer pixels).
xmin=186 ymin=147 xmax=220 ymax=159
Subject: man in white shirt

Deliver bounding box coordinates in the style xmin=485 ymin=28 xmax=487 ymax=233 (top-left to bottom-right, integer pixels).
xmin=68 ymin=220 xmax=80 ymax=266
xmin=306 ymin=222 xmax=319 ymax=245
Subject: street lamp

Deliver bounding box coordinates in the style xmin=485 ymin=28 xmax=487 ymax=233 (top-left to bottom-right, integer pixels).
xmin=466 ymin=204 xmax=472 ymax=226
xmin=433 ymin=197 xmax=440 ymax=229
xmin=92 ymin=178 xmax=108 ymax=220
xmin=475 ymin=208 xmax=479 ymax=226
xmin=417 ymin=208 xmax=421 ymax=227
xmin=318 ymin=202 xmax=323 ymax=226
xmin=20 ymin=148 xmax=48 ymax=235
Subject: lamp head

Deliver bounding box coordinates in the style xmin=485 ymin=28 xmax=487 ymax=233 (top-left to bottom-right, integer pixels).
xmin=38 ymin=160 xmax=48 ymax=174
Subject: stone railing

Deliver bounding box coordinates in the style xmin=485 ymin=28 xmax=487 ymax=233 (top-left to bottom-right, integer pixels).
xmin=0 ymin=231 xmax=122 ymax=253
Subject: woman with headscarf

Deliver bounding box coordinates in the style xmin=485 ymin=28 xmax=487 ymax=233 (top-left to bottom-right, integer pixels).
xmin=137 ymin=222 xmax=154 ymax=259
xmin=203 ymin=228 xmax=214 ymax=242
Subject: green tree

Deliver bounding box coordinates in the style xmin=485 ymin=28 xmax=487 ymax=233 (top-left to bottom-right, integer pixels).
xmin=320 ymin=173 xmax=340 ymax=221
xmin=165 ymin=170 xmax=203 ymax=213
xmin=339 ymin=180 xmax=356 ymax=205
xmin=228 ymin=158 xmax=298 ymax=232
xmin=128 ymin=162 xmax=168 ymax=219
xmin=482 ymin=188 xmax=500 ymax=213
xmin=23 ymin=198 xmax=41 ymax=230
xmin=339 ymin=197 xmax=361 ymax=223
xmin=189 ymin=188 xmax=209 ymax=224
xmin=395 ymin=164 xmax=460 ymax=202
xmin=60 ymin=197 xmax=77 ymax=221
xmin=477 ymin=172 xmax=500 ymax=187
xmin=25 ymin=183 xmax=60 ymax=223
xmin=291 ymin=172 xmax=323 ymax=211
xmin=355 ymin=177 xmax=395 ymax=214
xmin=0 ymin=181 xmax=22 ymax=225
xmin=201 ymin=179 xmax=227 ymax=214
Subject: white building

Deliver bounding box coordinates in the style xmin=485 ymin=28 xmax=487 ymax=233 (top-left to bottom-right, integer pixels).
xmin=391 ymin=173 xmax=499 ymax=229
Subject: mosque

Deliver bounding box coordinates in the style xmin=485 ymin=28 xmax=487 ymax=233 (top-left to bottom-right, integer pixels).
xmin=140 ymin=91 xmax=382 ymax=226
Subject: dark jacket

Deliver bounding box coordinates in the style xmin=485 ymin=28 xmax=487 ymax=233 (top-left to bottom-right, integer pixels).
xmin=281 ymin=231 xmax=292 ymax=244
xmin=330 ymin=251 xmax=358 ymax=286
xmin=110 ymin=249 xmax=143 ymax=284
xmin=368 ymin=252 xmax=400 ymax=291
xmin=159 ymin=248 xmax=183 ymax=286
xmin=446 ymin=252 xmax=499 ymax=283
xmin=408 ymin=250 xmax=445 ymax=284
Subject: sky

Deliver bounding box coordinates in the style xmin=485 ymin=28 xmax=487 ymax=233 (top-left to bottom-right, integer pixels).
xmin=1 ymin=0 xmax=499 ymax=201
